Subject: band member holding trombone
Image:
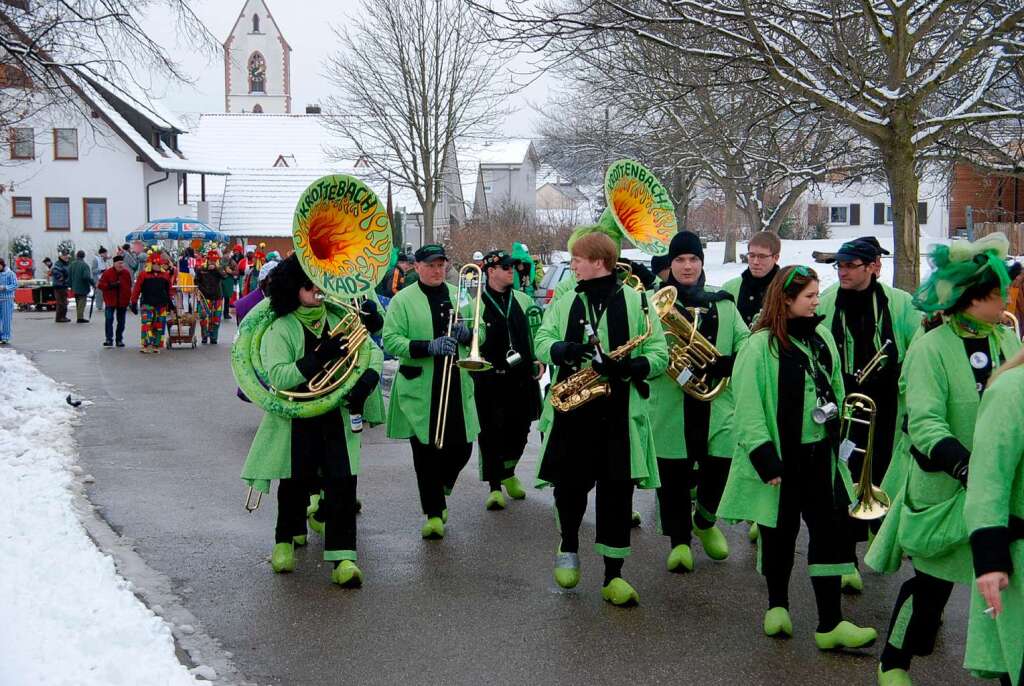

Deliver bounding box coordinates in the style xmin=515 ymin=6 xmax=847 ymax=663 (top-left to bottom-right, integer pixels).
xmin=817 ymin=237 xmax=920 ymax=592
xmin=649 ymin=231 xmax=749 ymax=572
xmin=382 ymin=244 xmax=479 ymax=540
xmin=718 ymin=265 xmax=877 ymax=650
xmin=474 ymin=249 xmax=543 ymax=511
xmin=867 ymin=234 xmax=1021 ymax=685
xmin=535 ymin=230 xmax=667 ymax=606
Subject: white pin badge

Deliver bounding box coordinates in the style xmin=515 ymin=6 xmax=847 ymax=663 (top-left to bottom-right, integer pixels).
xmin=970 ymin=351 xmax=989 ymax=370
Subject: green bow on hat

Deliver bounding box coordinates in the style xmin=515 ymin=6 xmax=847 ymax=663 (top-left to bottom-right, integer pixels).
xmin=913 ymin=232 xmax=1012 ymax=313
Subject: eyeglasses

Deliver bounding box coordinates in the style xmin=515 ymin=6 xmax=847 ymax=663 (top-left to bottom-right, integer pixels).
xmin=832 ymin=261 xmax=867 ymax=271
xmin=746 ymin=252 xmax=776 ymax=261
xmin=783 ymin=265 xmax=812 ymax=290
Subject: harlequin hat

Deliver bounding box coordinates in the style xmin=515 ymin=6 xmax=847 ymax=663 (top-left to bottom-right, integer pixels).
xmin=913 ymin=232 xmax=1016 ymax=313
xmin=206 ymin=249 xmax=221 ymax=261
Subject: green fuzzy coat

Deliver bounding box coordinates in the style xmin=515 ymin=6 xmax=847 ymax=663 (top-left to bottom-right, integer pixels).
xmin=866 ymin=322 xmax=1021 ymax=582
xmin=382 ymin=281 xmax=480 ymax=444
xmin=717 ymin=326 xmax=854 ymax=528
xmin=240 ymin=310 xmax=384 ymax=493
xmin=964 ymin=365 xmax=1024 ymax=685
xmin=534 ymin=284 xmax=668 ymax=489
xmin=647 ymin=286 xmax=749 ymax=458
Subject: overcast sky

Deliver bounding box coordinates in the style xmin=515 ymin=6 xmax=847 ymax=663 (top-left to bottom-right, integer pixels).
xmin=141 ymin=0 xmax=551 ymax=136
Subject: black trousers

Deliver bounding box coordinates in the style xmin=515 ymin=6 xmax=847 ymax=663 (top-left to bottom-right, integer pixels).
xmin=410 ymin=437 xmax=473 ymax=518
xmin=475 ymin=371 xmax=534 ymax=487
xmin=760 ymin=441 xmax=852 ymax=630
xmin=880 ymin=568 xmax=956 ymax=671
xmin=275 ymin=475 xmax=358 ymax=558
xmin=554 ymin=477 xmax=634 ymax=559
xmin=54 ymin=289 xmax=69 ymax=321
xmin=655 ymin=458 xmax=692 ymax=546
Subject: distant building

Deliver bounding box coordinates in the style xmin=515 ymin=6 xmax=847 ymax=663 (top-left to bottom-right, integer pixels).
xmin=461 ymin=140 xmax=539 ymax=218
xmin=224 ymin=0 xmax=292 ymax=114
xmin=804 ymin=174 xmax=949 ymax=239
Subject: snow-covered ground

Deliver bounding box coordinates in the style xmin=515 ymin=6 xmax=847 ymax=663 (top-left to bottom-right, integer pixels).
xmin=0 ymin=349 xmax=198 ymax=686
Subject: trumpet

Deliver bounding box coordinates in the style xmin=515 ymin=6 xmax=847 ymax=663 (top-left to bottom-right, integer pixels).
xmin=854 ymin=339 xmax=892 ymax=386
xmin=434 ymin=264 xmax=491 ymax=448
xmin=841 ymin=393 xmax=891 ymax=520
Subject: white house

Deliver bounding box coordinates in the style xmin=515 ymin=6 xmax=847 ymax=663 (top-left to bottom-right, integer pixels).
xmin=224 ymin=0 xmax=292 ymax=114
xmin=460 ymin=139 xmax=539 ymax=218
xmin=1 ymin=68 xmax=224 ymax=263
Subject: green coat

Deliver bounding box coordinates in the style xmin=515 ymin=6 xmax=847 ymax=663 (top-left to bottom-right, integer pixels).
xmin=866 ymin=322 xmax=1021 ymax=582
xmin=240 ymin=309 xmax=384 ymax=493
xmin=69 ymin=259 xmax=93 ymax=295
xmin=720 ymin=275 xmax=741 ymax=301
xmin=964 ymin=365 xmax=1024 ymax=685
xmin=534 ymin=284 xmax=668 ymax=489
xmin=382 ymin=281 xmax=480 ymax=444
xmin=648 ymin=285 xmax=749 ymax=458
xmin=717 ymin=327 xmax=854 ymax=531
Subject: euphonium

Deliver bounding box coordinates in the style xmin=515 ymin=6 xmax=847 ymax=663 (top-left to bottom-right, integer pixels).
xmin=841 ymin=393 xmax=891 ymax=520
xmin=549 ymin=307 xmax=653 ymax=412
xmin=651 ymin=286 xmax=727 ymax=401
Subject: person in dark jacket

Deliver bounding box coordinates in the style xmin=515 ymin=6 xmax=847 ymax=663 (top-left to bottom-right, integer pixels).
xmin=97 ymin=255 xmax=132 ymax=347
xmin=130 ymin=250 xmax=175 ymax=353
xmin=194 ymin=249 xmax=227 ymax=344
xmin=51 ymin=252 xmax=71 ymax=322
xmin=69 ymin=250 xmax=94 ymax=322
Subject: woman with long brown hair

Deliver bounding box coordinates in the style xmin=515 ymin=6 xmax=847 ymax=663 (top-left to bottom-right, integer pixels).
xmin=718 ymin=265 xmax=876 ymax=650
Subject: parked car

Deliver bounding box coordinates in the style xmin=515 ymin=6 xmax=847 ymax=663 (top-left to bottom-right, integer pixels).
xmin=535 ymin=262 xmax=574 ymax=306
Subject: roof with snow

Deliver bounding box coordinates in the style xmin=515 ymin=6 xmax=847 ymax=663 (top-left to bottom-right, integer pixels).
xmin=460 ymin=139 xmax=537 ymax=167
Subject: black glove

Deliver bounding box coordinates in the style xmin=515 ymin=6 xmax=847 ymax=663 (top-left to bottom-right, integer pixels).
xmin=358 ymin=300 xmax=384 ymax=333
xmin=592 ymin=354 xmax=630 ymax=379
xmin=452 ymin=322 xmax=473 ymax=345
xmin=344 ymin=368 xmax=380 ymax=414
xmin=427 ymin=335 xmax=458 ymax=357
xmin=550 ymin=341 xmax=595 ymax=366
xmin=296 ymin=336 xmax=349 ymax=380
xmin=130 ymin=303 xmax=139 ymax=315
xmin=930 ymin=437 xmax=971 ymax=486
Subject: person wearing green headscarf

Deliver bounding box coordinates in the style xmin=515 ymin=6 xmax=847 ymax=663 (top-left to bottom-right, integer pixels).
xmin=867 ymin=233 xmax=1022 ymax=686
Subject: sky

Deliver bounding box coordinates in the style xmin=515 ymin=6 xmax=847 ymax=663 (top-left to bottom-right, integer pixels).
xmin=141 ymin=0 xmax=551 ymax=136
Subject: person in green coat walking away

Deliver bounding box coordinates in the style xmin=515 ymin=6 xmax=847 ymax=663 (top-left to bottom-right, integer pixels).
xmin=535 ymin=231 xmax=668 ymax=607
xmin=238 ymin=255 xmax=383 ymax=588
xmin=964 ymin=348 xmax=1024 ymax=686
xmin=717 ymin=265 xmax=877 ymax=651
xmin=867 ymin=233 xmax=1022 ymax=686
xmin=69 ymin=250 xmax=94 ymax=322
xmin=647 ymin=230 xmax=749 ymax=573
xmin=382 ymin=244 xmax=479 ymax=541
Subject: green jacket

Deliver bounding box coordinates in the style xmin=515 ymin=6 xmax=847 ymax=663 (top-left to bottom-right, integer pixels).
xmin=817 ymin=281 xmax=920 ymax=367
xmin=866 ymin=322 xmax=1021 ymax=582
xmin=240 ymin=309 xmax=384 ymax=493
xmin=964 ymin=365 xmax=1024 ymax=685
xmin=720 ymin=275 xmax=741 ymax=300
xmin=647 ymin=285 xmax=750 ymax=458
xmin=382 ymin=281 xmax=480 ymax=444
xmin=69 ymin=259 xmax=93 ymax=295
xmin=717 ymin=326 xmax=854 ymax=532
xmin=534 ymin=284 xmax=668 ymax=489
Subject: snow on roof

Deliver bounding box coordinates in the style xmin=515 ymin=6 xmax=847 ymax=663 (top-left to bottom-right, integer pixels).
xmin=84 ymin=73 xmax=188 ymax=132
xmin=459 ymin=138 xmax=535 ymax=167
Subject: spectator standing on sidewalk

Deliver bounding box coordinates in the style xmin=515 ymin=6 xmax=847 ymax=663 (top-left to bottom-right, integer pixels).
xmin=97 ymin=255 xmax=132 ymax=347
xmin=91 ymin=247 xmax=109 ymax=311
xmin=69 ymin=251 xmax=93 ymax=323
xmin=0 ymin=257 xmax=16 ymax=344
xmin=51 ymin=252 xmax=71 ymax=322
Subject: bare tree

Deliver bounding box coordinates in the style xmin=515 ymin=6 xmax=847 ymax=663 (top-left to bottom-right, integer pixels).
xmin=472 ymin=0 xmax=1024 ymax=289
xmin=322 ymin=0 xmax=511 ymax=244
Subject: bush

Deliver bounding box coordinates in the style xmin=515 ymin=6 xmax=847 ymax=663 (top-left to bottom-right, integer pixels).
xmin=812 ymin=221 xmax=831 ymax=240
xmin=11 ymin=234 xmax=32 ymax=257
xmin=57 ymin=238 xmax=75 ymax=256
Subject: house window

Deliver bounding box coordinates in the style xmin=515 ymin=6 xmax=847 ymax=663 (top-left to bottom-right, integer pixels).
xmin=483 ymin=184 xmax=493 ymax=193
xmin=45 ymin=197 xmax=71 ymax=231
xmin=83 ymin=198 xmax=108 ymax=231
xmin=9 ymin=127 xmax=33 ymax=159
xmin=252 ymin=104 xmax=263 ymax=113
xmin=12 ymin=196 xmax=31 ymax=218
xmin=252 ymin=13 xmax=260 ymax=32
xmin=829 ymin=206 xmax=848 ymax=224
xmin=885 ymin=205 xmax=894 ymax=223
xmin=248 ymin=52 xmax=266 ymax=94
xmin=53 ymin=128 xmax=78 ymax=159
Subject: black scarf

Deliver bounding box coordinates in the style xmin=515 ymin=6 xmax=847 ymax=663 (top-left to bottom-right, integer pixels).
xmin=831 ymin=278 xmax=897 ymax=391
xmin=480 ymin=285 xmax=533 ymax=372
xmin=416 ymin=279 xmax=466 ymax=446
xmin=736 ymin=265 xmax=779 ymax=325
xmin=665 ymin=272 xmax=733 ymax=309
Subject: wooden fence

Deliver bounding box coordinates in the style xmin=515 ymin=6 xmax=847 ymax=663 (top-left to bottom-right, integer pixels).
xmin=974 ymin=222 xmax=1024 ymax=255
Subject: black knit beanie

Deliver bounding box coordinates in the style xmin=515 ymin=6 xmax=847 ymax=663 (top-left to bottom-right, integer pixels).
xmin=668 ymin=231 xmax=703 ymax=263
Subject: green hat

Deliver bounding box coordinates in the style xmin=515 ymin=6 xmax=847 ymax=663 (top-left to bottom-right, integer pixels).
xmin=567 ymin=223 xmax=623 ymax=254
xmin=913 ymin=232 xmax=1012 ymax=313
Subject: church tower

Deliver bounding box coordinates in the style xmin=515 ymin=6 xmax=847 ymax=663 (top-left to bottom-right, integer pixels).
xmin=223 ymin=0 xmax=292 ymax=113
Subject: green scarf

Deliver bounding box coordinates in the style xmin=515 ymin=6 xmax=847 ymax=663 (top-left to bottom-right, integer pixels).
xmin=293 ymin=304 xmax=327 ymax=336
xmin=949 ymin=312 xmax=997 ymax=339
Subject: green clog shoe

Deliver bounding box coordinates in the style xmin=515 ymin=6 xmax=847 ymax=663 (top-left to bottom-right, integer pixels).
xmin=748 ymin=522 xmax=760 ymax=543
xmin=694 ymin=524 xmax=729 ymax=560
xmin=601 ymin=577 xmax=639 ymax=606
xmin=666 ymin=544 xmax=694 ymax=573
xmin=841 ymin=569 xmax=864 ymax=594
xmin=631 ymin=511 xmax=642 ymax=528
xmin=420 ymin=516 xmax=445 ymax=540
xmin=306 ymin=493 xmax=321 ymax=518
xmin=270 ymin=542 xmax=295 ymax=573
xmin=331 ymin=560 xmax=363 ymax=588
xmin=763 ymin=607 xmax=793 ymax=637
xmin=292 ymin=535 xmax=307 ymax=547
xmin=485 ymin=490 xmax=506 ymax=511
xmin=877 ymin=664 xmax=912 ymax=685
xmin=502 ymin=476 xmax=527 ymax=500
xmin=814 ymin=621 xmax=877 ymax=650
xmin=554 ymin=550 xmax=580 ymax=589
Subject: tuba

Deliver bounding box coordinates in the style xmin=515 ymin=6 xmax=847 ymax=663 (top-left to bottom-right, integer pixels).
xmin=597 ymin=160 xmax=677 ymax=256
xmin=652 ymin=286 xmax=727 ymax=401
xmin=841 ymin=393 xmax=891 ymax=520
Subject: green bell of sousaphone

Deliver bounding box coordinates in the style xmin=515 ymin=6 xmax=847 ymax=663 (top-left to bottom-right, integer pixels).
xmin=231 ymin=174 xmax=393 ymax=420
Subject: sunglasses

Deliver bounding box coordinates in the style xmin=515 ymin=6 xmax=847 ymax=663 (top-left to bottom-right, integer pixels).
xmin=783 ymin=265 xmax=812 ymax=290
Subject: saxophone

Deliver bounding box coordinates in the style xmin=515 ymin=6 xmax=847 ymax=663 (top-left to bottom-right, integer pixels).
xmin=549 ymin=308 xmax=653 ymax=412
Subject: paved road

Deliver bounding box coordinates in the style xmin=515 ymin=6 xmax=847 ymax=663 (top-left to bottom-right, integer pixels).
xmin=11 ymin=309 xmax=981 ymax=685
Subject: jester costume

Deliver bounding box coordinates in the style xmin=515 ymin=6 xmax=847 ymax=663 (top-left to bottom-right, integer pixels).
xmin=130 ymin=250 xmax=174 ymax=353
xmin=194 ymin=249 xmax=227 ymax=344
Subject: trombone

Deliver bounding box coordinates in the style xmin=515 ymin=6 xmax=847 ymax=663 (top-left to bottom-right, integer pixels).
xmin=434 ymin=264 xmax=491 ymax=448
xmin=841 ymin=393 xmax=891 ymax=520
